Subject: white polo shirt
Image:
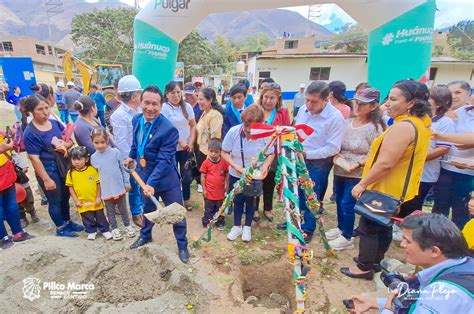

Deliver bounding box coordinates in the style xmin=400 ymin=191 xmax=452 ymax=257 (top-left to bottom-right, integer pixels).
xmin=161 ymin=102 xmax=195 ymax=151
xmin=441 ymin=105 xmax=474 ymax=176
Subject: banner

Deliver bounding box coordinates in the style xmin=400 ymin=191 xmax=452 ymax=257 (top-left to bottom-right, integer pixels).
xmin=174 ymin=62 xmax=185 ymax=82
xmin=368 ymin=0 xmax=436 ymax=98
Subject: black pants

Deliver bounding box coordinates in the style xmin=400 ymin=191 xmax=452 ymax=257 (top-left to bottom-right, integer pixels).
xmin=202 ymin=199 xmax=225 ymax=227
xmin=397 ymin=181 xmax=433 ymax=218
xmin=195 ymin=150 xmax=207 ymax=185
xmin=433 ymin=168 xmax=472 ymax=229
xmin=255 ymin=170 xmax=276 ymax=212
xmin=80 ymin=210 xmax=109 ymax=234
xmin=356 ymin=216 xmax=393 ymax=271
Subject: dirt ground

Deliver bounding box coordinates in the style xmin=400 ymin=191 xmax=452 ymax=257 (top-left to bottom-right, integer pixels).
xmin=0 ymin=102 xmax=407 ymax=313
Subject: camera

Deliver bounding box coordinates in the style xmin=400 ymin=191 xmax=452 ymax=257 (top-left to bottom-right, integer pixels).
xmin=381 ymin=270 xmax=418 ymax=311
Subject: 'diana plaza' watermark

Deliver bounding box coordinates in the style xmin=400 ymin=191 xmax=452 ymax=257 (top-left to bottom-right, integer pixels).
xmin=22 ymin=277 xmax=94 ymax=302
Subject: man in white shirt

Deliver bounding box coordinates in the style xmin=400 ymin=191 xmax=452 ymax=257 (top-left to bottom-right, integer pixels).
xmin=110 ymin=75 xmax=143 ymax=227
xmin=278 ymin=81 xmax=345 ymax=241
xmin=292 ymin=83 xmax=306 ymax=117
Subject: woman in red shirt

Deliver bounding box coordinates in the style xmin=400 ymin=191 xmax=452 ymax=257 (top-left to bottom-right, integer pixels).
xmin=255 ymin=82 xmax=291 ymax=222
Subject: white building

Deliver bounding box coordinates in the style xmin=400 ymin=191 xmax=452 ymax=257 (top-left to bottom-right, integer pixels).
xmin=247 ymin=53 xmax=474 ymax=100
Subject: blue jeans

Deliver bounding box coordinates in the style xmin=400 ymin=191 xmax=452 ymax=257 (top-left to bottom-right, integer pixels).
xmin=69 ymin=112 xmax=79 ymax=123
xmin=140 ymin=184 xmax=188 ymax=249
xmin=96 ymin=110 xmax=106 ymax=127
xmin=433 ymin=168 xmax=473 ymax=229
xmin=230 ymin=175 xmax=257 ymax=227
xmin=299 ymin=158 xmax=333 ymax=235
xmin=128 ymin=177 xmax=143 ymax=217
xmin=59 ymin=109 xmax=69 ymax=124
xmin=36 ymin=161 xmax=71 ymax=228
xmin=0 ymin=185 xmax=22 ymax=238
xmin=334 ymin=175 xmax=359 ymax=239
xmin=175 ymin=150 xmax=191 ymax=202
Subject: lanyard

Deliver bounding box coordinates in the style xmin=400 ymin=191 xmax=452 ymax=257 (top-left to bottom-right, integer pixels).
xmin=138 ymin=117 xmax=154 ymax=158
xmin=230 ymin=103 xmax=244 ymax=124
xmin=266 ymin=108 xmax=277 ymax=125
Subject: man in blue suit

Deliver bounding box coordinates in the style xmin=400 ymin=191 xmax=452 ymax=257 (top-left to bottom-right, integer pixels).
xmin=125 ymin=85 xmax=189 ymax=263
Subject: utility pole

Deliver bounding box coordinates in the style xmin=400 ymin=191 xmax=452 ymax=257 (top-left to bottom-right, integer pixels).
xmin=45 ymin=0 xmax=63 ymax=72
xmin=307 ymin=4 xmax=322 ymax=36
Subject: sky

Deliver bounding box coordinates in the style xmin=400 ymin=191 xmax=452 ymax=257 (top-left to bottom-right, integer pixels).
xmin=114 ymin=0 xmax=473 ymax=32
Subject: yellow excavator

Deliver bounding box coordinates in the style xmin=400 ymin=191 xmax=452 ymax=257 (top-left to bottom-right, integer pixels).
xmin=62 ymin=51 xmax=124 ymax=100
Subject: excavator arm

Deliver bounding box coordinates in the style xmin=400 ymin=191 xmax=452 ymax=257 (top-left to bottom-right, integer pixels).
xmin=63 ymin=51 xmax=94 ymax=95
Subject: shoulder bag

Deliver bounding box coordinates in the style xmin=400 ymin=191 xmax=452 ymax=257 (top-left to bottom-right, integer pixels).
xmin=354 ymin=120 xmax=418 ymax=227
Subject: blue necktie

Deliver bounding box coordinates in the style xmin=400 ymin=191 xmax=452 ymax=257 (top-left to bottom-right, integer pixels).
xmin=142 ymin=122 xmax=151 ymax=142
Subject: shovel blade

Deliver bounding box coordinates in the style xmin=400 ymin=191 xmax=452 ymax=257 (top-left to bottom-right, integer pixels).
xmin=144 ymin=202 xmax=187 ymax=226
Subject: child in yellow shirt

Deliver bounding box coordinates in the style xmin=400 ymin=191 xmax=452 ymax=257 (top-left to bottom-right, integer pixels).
xmin=65 ymin=146 xmax=111 ymax=240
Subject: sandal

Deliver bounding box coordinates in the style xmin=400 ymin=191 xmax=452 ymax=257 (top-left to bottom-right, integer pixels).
xmin=263 ymin=211 xmax=273 ymax=222
xmin=184 ymin=201 xmax=193 ymax=212
xmin=253 ymin=212 xmax=260 ymax=223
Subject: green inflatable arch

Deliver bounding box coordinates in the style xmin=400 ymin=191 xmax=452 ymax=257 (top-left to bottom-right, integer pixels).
xmin=133 ymin=0 xmax=436 ymax=96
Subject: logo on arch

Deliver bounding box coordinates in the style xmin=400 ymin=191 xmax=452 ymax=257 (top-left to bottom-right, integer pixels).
xmin=155 ymin=0 xmax=191 ymax=13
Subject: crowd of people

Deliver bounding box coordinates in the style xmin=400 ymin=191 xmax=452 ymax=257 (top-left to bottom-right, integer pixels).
xmin=1 ymin=75 xmax=473 ymax=311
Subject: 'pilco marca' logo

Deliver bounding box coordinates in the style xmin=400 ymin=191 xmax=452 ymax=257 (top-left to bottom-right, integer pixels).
xmin=155 ymin=0 xmax=191 ymax=13
xmin=23 ymin=278 xmax=42 ymax=301
xmin=382 ymin=26 xmax=433 ymax=46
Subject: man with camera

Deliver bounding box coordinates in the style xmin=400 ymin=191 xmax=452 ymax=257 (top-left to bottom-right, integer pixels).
xmin=347 ymin=214 xmax=473 ymax=313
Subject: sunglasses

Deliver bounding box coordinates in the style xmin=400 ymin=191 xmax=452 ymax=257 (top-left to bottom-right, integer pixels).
xmin=261 ymin=83 xmax=281 ymax=90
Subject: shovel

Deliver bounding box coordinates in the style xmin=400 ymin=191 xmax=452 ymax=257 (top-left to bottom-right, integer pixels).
xmin=123 ymin=161 xmax=186 ymax=226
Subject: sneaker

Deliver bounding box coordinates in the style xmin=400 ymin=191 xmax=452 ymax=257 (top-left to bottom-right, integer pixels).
xmin=227 ymin=226 xmax=242 ymax=241
xmin=325 ymin=228 xmax=342 ymax=240
xmin=87 ymin=232 xmax=97 ymax=240
xmin=216 ymin=222 xmax=225 ymax=231
xmin=56 ymin=228 xmax=78 ymax=238
xmin=66 ymin=221 xmax=84 ymax=232
xmin=329 ymin=194 xmax=336 ymax=202
xmin=392 ymin=224 xmax=404 ymax=242
xmin=30 ymin=212 xmax=40 ymax=223
xmin=13 ymin=231 xmax=35 ymax=242
xmin=21 ymin=218 xmax=29 ymax=229
xmin=111 ymin=228 xmax=123 ymax=241
xmin=242 ymin=226 xmax=252 ymax=242
xmin=124 ymin=226 xmax=136 ymax=238
xmin=102 ymin=231 xmax=113 ymax=240
xmin=197 ymin=184 xmax=203 ymax=193
xmin=1 ymin=237 xmax=14 ymax=250
xmin=328 ymin=235 xmax=354 ymax=251
xmin=41 ymin=199 xmax=48 ymax=206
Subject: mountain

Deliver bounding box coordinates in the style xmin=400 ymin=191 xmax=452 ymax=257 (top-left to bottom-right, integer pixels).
xmin=0 ymin=1 xmax=331 ymax=49
xmin=196 ymin=9 xmax=332 ymax=41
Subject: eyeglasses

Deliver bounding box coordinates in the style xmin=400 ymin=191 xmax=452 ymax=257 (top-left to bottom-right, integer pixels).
xmin=260 ymin=83 xmax=281 ymax=90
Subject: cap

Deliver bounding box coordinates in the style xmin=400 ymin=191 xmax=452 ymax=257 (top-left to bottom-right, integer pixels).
xmin=329 ymin=80 xmax=346 ymax=96
xmin=56 ymin=81 xmax=65 ymax=88
xmin=66 ymin=81 xmax=75 ymax=87
xmin=353 ymin=88 xmax=381 ymax=103
xmin=183 ymin=82 xmax=196 ymax=94
xmin=192 ymin=77 xmax=204 ymax=85
xmin=299 ymin=83 xmax=306 ymax=89
xmin=117 ymin=75 xmax=142 ymax=93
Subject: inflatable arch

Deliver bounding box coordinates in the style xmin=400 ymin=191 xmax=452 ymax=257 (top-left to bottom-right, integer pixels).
xmin=133 ymin=0 xmax=436 ymax=96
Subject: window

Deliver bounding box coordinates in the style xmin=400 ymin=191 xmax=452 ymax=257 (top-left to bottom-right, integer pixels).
xmin=309 ymin=67 xmax=330 ymax=81
xmin=0 ymin=41 xmax=13 ymax=52
xmin=48 ymin=46 xmax=53 ymax=55
xmin=284 ymin=40 xmax=298 ymax=49
xmin=429 ymin=68 xmax=438 ymax=81
xmin=35 ymin=44 xmax=46 ymax=55
xmin=314 ymin=40 xmax=322 ymax=48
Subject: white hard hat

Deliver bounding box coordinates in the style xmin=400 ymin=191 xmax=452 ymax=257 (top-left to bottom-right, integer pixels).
xmin=66 ymin=81 xmax=75 ymax=87
xmin=57 ymin=81 xmax=65 ymax=88
xmin=299 ymin=83 xmax=306 ymax=89
xmin=117 ymin=75 xmax=142 ymax=93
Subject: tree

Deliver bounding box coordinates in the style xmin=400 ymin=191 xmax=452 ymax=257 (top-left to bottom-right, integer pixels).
xmin=70 ymin=7 xmax=136 ymax=66
xmin=177 ymin=30 xmax=214 ymax=81
xmin=322 ymin=24 xmax=368 ymax=53
xmin=239 ymin=33 xmax=272 ymax=52
xmin=447 ymin=20 xmax=474 ymax=60
xmin=210 ymin=35 xmax=241 ymax=76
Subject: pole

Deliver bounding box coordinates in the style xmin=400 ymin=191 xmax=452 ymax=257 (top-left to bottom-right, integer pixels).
xmin=281 ymin=134 xmax=306 ymax=312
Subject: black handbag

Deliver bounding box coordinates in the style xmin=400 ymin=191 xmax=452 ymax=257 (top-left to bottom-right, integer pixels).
xmin=240 ymin=131 xmax=263 ymax=197
xmin=354 ymin=120 xmax=418 ymax=227
xmin=182 ymin=155 xmax=199 ymax=185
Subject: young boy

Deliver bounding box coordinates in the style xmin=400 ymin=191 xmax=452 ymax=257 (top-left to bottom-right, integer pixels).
xmin=200 ymin=139 xmax=228 ymax=230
